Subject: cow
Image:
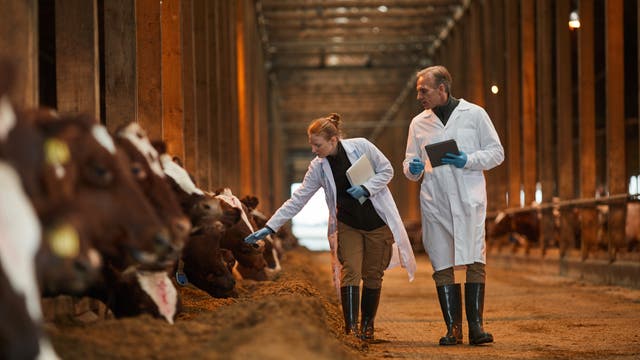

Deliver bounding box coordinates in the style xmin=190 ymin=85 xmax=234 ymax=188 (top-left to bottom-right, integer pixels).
xmin=487 ymin=209 xmax=540 ymax=251
xmin=115 ymin=122 xmax=191 ymax=256
xmin=34 ymin=115 xmax=172 ymax=269
xmin=180 ymin=221 xmax=237 ymax=298
xmin=0 ymin=161 xmax=59 ymax=360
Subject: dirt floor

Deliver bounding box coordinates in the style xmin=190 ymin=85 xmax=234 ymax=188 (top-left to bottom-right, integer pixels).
xmin=45 ymin=247 xmax=640 ymax=359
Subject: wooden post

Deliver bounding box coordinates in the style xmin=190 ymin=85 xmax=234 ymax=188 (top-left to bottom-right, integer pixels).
xmin=136 ymin=0 xmax=163 ymax=140
xmin=161 ymin=0 xmax=185 ymax=161
xmin=555 ymin=0 xmax=576 ymax=257
xmin=578 ymin=0 xmax=597 ymax=260
xmin=521 ymin=0 xmax=537 ymax=211
xmin=536 ymin=0 xmax=555 ymax=253
xmin=181 ymin=0 xmax=197 ymax=174
xmin=236 ymin=0 xmax=251 ymax=197
xmin=483 ymin=0 xmax=508 ymax=213
xmin=505 ymin=0 xmax=522 ymax=208
xmin=605 ymin=0 xmax=626 ymax=260
xmin=193 ymin=0 xmax=210 ymax=189
xmin=103 ymin=0 xmax=137 ymax=131
xmin=55 ymin=0 xmax=99 ymax=118
xmin=0 ymin=0 xmax=38 ymax=107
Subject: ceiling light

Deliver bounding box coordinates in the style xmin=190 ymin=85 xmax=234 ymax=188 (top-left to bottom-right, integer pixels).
xmin=334 ymin=17 xmax=349 ymax=24
xmin=336 ymin=7 xmax=347 ymax=13
xmin=568 ymin=10 xmax=580 ymax=29
xmin=377 ymin=5 xmax=388 ymax=13
xmin=491 ymin=85 xmax=499 ymax=94
xmin=372 ymin=27 xmax=380 ymax=34
xmin=360 ymin=16 xmax=369 ymax=23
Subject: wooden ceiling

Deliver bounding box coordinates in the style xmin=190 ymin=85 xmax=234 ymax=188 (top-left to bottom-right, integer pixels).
xmin=256 ymin=0 xmax=468 ymax=173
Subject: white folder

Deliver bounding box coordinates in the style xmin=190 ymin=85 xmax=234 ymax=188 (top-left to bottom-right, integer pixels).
xmin=346 ymin=154 xmax=375 ymax=204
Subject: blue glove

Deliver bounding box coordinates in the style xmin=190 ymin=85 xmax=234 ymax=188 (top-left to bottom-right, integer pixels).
xmin=441 ymin=151 xmax=467 ymax=168
xmin=347 ymin=185 xmax=367 ymax=200
xmin=409 ymin=158 xmax=425 ymax=175
xmin=244 ymin=227 xmax=274 ymax=244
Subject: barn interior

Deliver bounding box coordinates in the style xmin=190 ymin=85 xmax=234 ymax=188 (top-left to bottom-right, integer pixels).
xmin=1 ymin=0 xmax=640 ymax=358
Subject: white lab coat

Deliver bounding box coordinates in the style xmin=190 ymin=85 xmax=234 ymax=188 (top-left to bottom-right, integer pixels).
xmin=403 ymin=99 xmax=504 ymax=271
xmin=267 ymin=138 xmax=417 ymax=296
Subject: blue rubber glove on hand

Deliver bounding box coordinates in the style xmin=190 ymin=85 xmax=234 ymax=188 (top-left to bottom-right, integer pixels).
xmin=347 ymin=185 xmax=368 ymax=200
xmin=244 ymin=227 xmax=274 ymax=245
xmin=409 ymin=158 xmax=425 ymax=175
xmin=441 ymin=151 xmax=467 ymax=168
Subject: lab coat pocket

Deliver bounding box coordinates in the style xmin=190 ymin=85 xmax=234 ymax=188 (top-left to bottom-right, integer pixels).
xmin=462 ymin=172 xmax=486 ymax=206
xmin=457 ymin=129 xmax=478 ymax=153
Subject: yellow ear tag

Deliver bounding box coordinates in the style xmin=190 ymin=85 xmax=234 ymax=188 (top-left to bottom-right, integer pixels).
xmin=47 ymin=223 xmax=80 ymax=259
xmin=44 ymin=138 xmax=70 ymax=167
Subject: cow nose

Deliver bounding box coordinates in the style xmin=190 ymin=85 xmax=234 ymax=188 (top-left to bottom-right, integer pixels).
xmin=172 ymin=217 xmax=192 ymax=238
xmin=154 ymin=229 xmax=172 ymax=254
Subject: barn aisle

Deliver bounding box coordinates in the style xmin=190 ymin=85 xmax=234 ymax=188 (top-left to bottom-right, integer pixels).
xmin=362 ymin=253 xmax=640 ymax=359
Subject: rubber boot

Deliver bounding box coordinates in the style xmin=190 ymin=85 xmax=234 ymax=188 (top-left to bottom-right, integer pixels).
xmin=340 ymin=286 xmax=360 ymax=336
xmin=465 ymin=282 xmax=494 ymax=345
xmin=436 ymin=284 xmax=463 ymax=345
xmin=360 ymin=287 xmax=381 ymax=341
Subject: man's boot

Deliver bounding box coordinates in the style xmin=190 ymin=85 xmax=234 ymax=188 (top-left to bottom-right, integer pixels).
xmin=436 ymin=284 xmax=463 ymax=345
xmin=465 ymin=282 xmax=494 ymax=345
xmin=340 ymin=286 xmax=359 ymax=336
xmin=360 ymin=287 xmax=381 ymax=341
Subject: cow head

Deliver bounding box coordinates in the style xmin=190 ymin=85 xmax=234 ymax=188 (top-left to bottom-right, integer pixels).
xmin=115 ymin=122 xmax=191 ymax=256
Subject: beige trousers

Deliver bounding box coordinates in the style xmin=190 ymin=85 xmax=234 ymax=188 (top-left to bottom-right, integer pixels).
xmin=337 ymin=222 xmax=394 ymax=289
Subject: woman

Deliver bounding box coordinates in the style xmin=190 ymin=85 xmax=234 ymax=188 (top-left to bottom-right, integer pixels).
xmin=245 ymin=113 xmax=416 ymax=341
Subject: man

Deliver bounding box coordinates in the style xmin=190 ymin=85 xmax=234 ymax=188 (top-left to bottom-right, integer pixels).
xmin=402 ymin=65 xmax=504 ymax=345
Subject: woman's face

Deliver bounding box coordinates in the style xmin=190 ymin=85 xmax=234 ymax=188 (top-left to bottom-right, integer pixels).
xmin=309 ymin=134 xmax=338 ymax=158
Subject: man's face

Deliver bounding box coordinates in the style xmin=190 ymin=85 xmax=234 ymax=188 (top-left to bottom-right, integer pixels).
xmin=416 ymin=75 xmax=446 ymax=110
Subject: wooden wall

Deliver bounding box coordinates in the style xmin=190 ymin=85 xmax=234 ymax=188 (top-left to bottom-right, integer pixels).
xmin=0 ymin=0 xmax=273 ymax=210
xmin=424 ymin=0 xmax=639 ymax=262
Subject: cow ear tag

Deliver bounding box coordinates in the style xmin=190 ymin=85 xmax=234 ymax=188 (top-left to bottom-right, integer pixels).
xmin=44 ymin=138 xmax=70 ymax=166
xmin=47 ymin=223 xmax=80 ymax=259
xmin=44 ymin=137 xmax=70 ymax=178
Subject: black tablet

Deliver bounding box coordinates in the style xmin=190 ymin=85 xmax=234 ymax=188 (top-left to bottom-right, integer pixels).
xmin=424 ymin=139 xmax=459 ymax=167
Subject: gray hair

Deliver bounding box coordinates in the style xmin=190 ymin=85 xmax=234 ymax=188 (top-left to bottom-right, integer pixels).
xmin=416 ymin=65 xmax=452 ymax=94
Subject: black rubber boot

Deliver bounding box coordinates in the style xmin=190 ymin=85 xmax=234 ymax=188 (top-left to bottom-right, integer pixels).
xmin=360 ymin=287 xmax=381 ymax=341
xmin=436 ymin=284 xmax=463 ymax=345
xmin=340 ymin=286 xmax=360 ymax=336
xmin=465 ymin=282 xmax=494 ymax=345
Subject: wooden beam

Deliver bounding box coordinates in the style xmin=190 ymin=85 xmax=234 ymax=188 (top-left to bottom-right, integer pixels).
xmin=536 ymin=0 xmax=555 ymax=252
xmin=555 ymin=0 xmax=576 ymax=256
xmin=0 ymin=0 xmax=38 ymax=107
xmin=55 ymin=0 xmax=99 ymax=117
xmin=521 ymin=0 xmax=536 ymax=209
xmin=193 ymin=0 xmax=210 ymax=188
xmin=483 ymin=0 xmax=508 ymax=212
xmin=103 ymin=0 xmax=137 ymax=131
xmin=605 ymin=0 xmax=626 ymax=258
xmin=181 ymin=0 xmax=197 ymax=174
xmin=578 ymin=0 xmax=597 ymax=259
xmin=136 ymin=0 xmax=163 ymax=140
xmin=505 ymin=0 xmax=522 ymax=208
xmin=161 ymin=0 xmax=185 ymax=161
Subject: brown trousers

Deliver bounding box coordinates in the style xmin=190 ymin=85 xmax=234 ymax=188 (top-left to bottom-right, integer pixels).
xmin=432 ymin=262 xmax=486 ymax=287
xmin=337 ymin=221 xmax=394 ymax=289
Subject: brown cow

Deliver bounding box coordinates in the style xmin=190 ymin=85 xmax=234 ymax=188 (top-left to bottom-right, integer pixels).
xmin=35 ymin=115 xmax=172 ymax=269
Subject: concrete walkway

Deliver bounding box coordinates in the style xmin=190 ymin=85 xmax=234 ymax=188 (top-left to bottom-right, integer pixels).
xmin=356 ymin=254 xmax=640 ymax=359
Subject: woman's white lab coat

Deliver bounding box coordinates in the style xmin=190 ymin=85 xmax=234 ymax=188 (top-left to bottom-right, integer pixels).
xmin=403 ymin=99 xmax=504 ymax=271
xmin=266 ymin=138 xmax=416 ymax=295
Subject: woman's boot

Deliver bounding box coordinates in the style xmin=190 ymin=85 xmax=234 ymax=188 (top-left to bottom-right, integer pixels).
xmin=360 ymin=287 xmax=381 ymax=341
xmin=436 ymin=284 xmax=463 ymax=345
xmin=465 ymin=282 xmax=494 ymax=345
xmin=340 ymin=286 xmax=359 ymax=336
